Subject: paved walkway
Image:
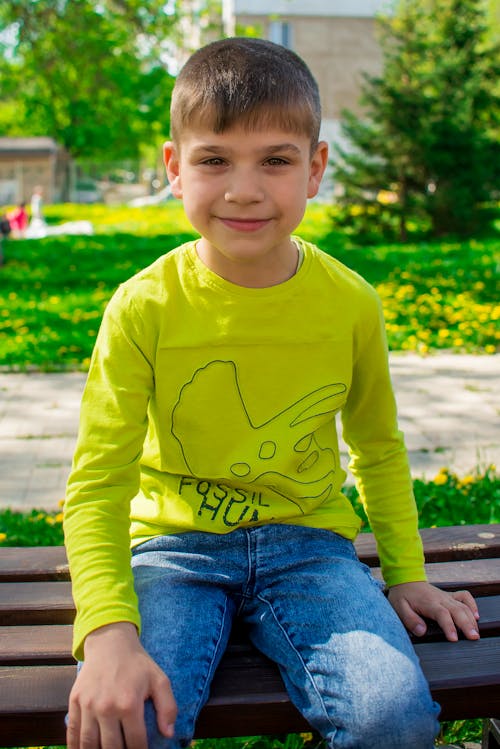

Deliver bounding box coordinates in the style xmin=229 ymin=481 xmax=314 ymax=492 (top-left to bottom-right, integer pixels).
xmin=0 ymin=353 xmax=499 ymax=511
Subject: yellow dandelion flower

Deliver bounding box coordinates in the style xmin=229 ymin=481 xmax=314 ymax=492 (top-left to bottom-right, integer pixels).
xmin=459 ymin=475 xmax=475 ymax=486
xmin=0 ymin=533 xmax=6 ymax=542
xmin=433 ymin=474 xmax=448 ymax=485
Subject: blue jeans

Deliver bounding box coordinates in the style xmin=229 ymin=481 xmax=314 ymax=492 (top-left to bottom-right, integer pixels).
xmin=131 ymin=524 xmax=440 ymax=748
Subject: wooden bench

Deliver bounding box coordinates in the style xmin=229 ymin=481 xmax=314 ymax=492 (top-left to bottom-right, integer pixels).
xmin=1 ymin=523 xmax=499 ymax=748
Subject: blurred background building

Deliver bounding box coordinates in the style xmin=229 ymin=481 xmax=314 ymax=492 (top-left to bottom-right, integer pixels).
xmin=224 ymin=0 xmax=387 ymax=196
xmin=0 ymin=137 xmax=70 ymax=205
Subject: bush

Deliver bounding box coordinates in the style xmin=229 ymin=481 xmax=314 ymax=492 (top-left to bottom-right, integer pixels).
xmin=343 ymin=464 xmax=499 ymax=531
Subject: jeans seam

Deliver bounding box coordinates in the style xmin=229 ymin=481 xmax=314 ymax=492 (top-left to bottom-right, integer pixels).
xmin=237 ymin=529 xmax=253 ymax=616
xmin=256 ymin=592 xmax=337 ymax=735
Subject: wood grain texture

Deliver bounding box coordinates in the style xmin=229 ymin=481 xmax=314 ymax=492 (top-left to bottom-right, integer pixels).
xmin=0 ymin=526 xmax=499 ymax=745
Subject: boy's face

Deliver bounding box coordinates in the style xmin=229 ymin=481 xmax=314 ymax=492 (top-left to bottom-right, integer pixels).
xmin=164 ymin=126 xmax=328 ymax=287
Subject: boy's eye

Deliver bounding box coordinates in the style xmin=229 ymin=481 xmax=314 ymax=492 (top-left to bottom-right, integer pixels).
xmin=201 ymin=157 xmax=226 ymax=166
xmin=265 ymin=157 xmax=289 ymax=166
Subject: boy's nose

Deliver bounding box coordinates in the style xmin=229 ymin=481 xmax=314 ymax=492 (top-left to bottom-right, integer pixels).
xmin=224 ymin=170 xmax=265 ymax=204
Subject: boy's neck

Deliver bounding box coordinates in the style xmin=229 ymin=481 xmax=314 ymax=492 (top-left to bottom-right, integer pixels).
xmin=196 ymin=238 xmax=300 ymax=289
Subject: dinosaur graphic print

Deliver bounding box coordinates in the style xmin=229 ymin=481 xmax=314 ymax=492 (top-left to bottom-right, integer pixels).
xmin=171 ymin=360 xmax=347 ymax=518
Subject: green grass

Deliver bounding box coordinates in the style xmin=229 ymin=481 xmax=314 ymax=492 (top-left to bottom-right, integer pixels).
xmin=0 ymin=203 xmax=498 ymax=370
xmin=0 ymin=506 xmax=64 ymax=546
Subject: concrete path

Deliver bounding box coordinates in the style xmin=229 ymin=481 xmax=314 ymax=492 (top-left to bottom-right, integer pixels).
xmin=0 ymin=353 xmax=499 ymax=511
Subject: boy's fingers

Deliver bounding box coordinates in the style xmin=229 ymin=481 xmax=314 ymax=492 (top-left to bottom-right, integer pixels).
xmin=433 ymin=608 xmax=459 ymax=642
xmin=151 ymin=672 xmax=177 ymax=738
xmin=392 ymin=597 xmax=427 ymax=637
xmin=98 ymin=717 xmax=126 ymax=749
xmin=66 ymin=704 xmax=82 ymax=749
xmin=121 ymin=709 xmax=149 ymax=749
xmin=445 ymin=598 xmax=480 ymax=640
xmin=450 ymin=589 xmax=480 ymax=618
xmin=79 ymin=714 xmax=101 ymax=749
xmin=421 ymin=598 xmax=478 ymax=641
xmin=389 ymin=582 xmax=480 ymax=642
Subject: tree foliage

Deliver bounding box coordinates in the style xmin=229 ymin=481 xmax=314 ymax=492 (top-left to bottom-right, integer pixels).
xmin=333 ymin=0 xmax=500 ymax=239
xmin=0 ymin=0 xmax=176 ymax=161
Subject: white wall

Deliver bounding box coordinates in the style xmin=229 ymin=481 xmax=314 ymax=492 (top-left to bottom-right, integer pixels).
xmin=233 ymin=0 xmax=391 ymax=17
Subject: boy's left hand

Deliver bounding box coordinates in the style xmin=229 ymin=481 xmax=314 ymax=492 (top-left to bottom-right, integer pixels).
xmin=388 ymin=581 xmax=480 ymax=642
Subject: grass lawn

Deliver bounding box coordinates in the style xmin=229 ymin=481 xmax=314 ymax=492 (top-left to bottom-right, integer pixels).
xmin=0 ymin=202 xmax=498 ymax=370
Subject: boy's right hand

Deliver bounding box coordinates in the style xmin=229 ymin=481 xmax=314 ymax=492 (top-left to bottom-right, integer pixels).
xmin=66 ymin=621 xmax=177 ymax=749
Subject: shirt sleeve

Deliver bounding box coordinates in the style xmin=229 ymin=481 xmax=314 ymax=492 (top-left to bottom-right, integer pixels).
xmin=64 ymin=288 xmax=155 ymax=660
xmin=341 ymin=292 xmax=426 ymax=587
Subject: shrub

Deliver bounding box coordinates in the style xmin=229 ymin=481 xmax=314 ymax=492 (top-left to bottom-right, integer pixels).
xmin=343 ymin=464 xmax=499 ymax=531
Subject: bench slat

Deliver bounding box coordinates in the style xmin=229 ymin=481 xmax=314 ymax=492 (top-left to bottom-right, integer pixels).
xmin=0 ymin=582 xmax=74 ymax=625
xmin=422 ymin=559 xmax=500 ymax=595
xmin=0 ymin=527 xmax=499 ymax=745
xmin=1 ymin=594 xmax=500 ymax=667
xmin=421 ymin=524 xmax=500 ymax=562
xmin=1 ymin=592 xmax=499 ymax=671
xmin=0 ymin=524 xmax=498 ymax=582
xmin=1 ymin=558 xmax=499 ymax=628
xmin=372 ymin=558 xmax=500 ymax=595
xmin=417 ymin=638 xmax=500 ymax=720
xmin=0 ymin=665 xmax=75 ymax=746
xmin=0 ymin=625 xmax=74 ymax=665
xmin=0 ymin=715 xmax=67 ymax=747
xmin=0 ymin=546 xmax=69 ymax=582
xmin=356 ymin=524 xmax=500 ymax=566
xmin=1 ymin=636 xmax=500 ymax=741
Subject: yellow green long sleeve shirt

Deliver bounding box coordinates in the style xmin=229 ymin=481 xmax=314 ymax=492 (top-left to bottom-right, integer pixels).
xmin=64 ymin=237 xmax=425 ymax=660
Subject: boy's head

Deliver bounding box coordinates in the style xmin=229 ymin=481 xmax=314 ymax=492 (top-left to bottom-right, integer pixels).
xmin=170 ymin=37 xmax=321 ymax=152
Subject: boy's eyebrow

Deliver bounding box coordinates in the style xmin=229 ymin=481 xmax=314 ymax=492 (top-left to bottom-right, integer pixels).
xmin=189 ymin=143 xmax=304 ymax=157
xmin=264 ymin=143 xmax=303 ymax=155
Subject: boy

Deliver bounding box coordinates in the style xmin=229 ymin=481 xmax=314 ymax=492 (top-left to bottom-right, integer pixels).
xmin=64 ymin=38 xmax=479 ymax=749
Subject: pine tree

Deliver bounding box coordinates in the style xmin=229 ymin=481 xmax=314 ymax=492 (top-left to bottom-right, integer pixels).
xmin=333 ymin=0 xmax=500 ymax=239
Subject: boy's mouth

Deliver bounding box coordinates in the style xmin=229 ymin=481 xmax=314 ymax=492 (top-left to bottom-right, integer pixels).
xmin=219 ymin=217 xmax=270 ymax=232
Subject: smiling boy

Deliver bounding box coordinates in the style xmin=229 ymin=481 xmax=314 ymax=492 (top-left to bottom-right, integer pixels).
xmin=163 ymin=126 xmax=326 ymax=287
xmin=64 ymin=38 xmax=479 ymax=749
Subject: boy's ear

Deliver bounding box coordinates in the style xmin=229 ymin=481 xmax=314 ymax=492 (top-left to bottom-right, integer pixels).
xmin=307 ymin=141 xmax=329 ymax=199
xmin=163 ymin=141 xmax=183 ymax=199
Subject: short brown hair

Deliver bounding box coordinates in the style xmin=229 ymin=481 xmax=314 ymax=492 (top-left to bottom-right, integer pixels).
xmin=170 ymin=37 xmax=321 ymax=149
